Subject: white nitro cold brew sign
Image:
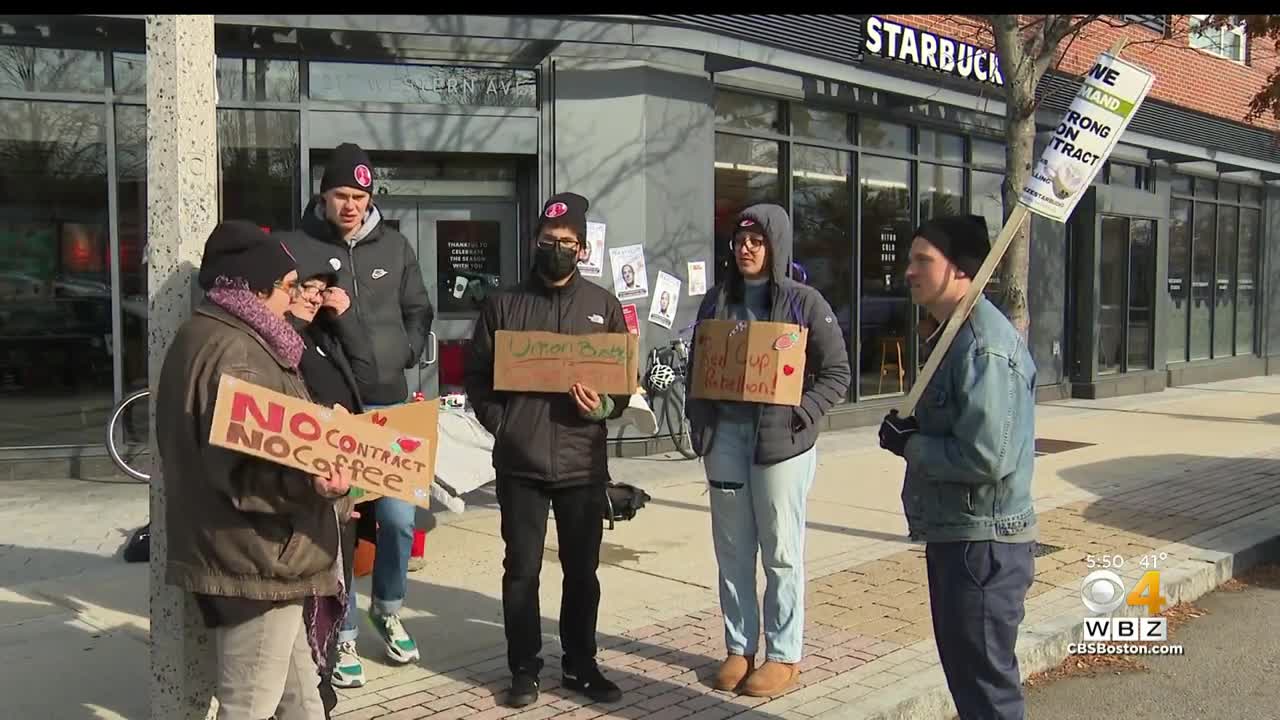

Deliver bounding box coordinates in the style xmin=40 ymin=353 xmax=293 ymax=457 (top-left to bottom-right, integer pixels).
xmin=1020 ymin=52 xmax=1154 ymax=223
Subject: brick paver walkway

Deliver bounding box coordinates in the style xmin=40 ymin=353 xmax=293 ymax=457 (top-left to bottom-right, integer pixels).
xmin=334 ymin=445 xmax=1280 ymax=719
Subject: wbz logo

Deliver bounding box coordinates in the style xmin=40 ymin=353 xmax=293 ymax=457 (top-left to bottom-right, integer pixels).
xmin=1081 ymin=615 xmax=1168 ymax=642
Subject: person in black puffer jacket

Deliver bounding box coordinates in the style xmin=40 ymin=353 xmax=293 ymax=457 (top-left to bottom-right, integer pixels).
xmin=465 ymin=192 xmax=629 ymax=710
xmin=685 ymin=204 xmax=851 ymax=698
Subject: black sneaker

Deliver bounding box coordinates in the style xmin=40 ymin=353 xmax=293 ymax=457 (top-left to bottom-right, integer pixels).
xmin=506 ymin=672 xmax=539 ymax=708
xmin=563 ymin=665 xmax=623 ymax=704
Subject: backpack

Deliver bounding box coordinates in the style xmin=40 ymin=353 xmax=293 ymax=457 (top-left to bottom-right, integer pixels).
xmin=604 ymin=482 xmax=651 ymax=530
xmin=123 ymin=523 xmax=150 ymax=563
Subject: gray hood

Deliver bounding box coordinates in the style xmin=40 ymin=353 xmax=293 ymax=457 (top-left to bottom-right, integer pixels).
xmin=733 ymin=203 xmax=794 ymax=284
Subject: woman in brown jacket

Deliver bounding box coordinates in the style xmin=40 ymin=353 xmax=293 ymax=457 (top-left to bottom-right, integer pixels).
xmin=156 ymin=221 xmax=352 ymax=720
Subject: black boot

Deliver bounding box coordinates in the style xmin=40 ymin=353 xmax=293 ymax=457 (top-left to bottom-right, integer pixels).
xmin=563 ymin=663 xmax=622 ymax=704
xmin=505 ymin=671 xmax=540 ymax=708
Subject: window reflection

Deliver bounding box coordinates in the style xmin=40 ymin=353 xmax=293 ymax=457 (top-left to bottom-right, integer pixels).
xmin=859 ymin=155 xmax=912 ymax=399
xmin=0 ymin=100 xmax=112 ymax=446
xmin=792 ymin=145 xmax=852 ymax=401
xmin=1167 ymin=200 xmax=1190 ymax=363
xmin=1214 ymin=206 xmax=1237 ymax=357
xmin=115 ymin=105 xmax=148 ymax=392
xmin=218 ymin=109 xmax=301 ymax=231
xmin=0 ymin=45 xmax=104 ymax=93
xmin=1238 ymin=209 xmax=1259 ymax=355
xmin=1098 ymin=216 xmax=1127 ymax=374
xmin=1190 ymin=202 xmax=1215 ymax=360
xmin=713 ymin=134 xmax=781 ymax=283
xmin=1128 ymin=219 xmax=1155 ymax=370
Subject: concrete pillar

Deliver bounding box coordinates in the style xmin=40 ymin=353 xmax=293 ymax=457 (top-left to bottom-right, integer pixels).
xmin=146 ymin=15 xmax=219 ymax=720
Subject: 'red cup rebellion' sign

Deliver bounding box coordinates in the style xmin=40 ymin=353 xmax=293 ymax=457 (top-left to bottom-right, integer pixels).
xmin=207 ymin=375 xmax=436 ymax=508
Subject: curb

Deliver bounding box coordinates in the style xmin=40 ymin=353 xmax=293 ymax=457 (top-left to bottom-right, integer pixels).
xmin=816 ymin=506 xmax=1280 ymax=720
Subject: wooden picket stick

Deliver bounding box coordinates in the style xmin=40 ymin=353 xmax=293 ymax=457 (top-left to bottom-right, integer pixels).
xmin=896 ymin=40 xmax=1129 ymax=416
xmin=896 ymin=203 xmax=1030 ymax=416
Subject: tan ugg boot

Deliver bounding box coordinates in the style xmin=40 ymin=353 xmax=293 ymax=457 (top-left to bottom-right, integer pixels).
xmin=741 ymin=660 xmax=799 ymax=697
xmin=712 ymin=655 xmax=754 ymax=692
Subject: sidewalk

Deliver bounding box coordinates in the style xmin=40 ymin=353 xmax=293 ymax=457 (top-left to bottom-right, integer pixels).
xmin=3 ymin=376 xmax=1280 ymax=719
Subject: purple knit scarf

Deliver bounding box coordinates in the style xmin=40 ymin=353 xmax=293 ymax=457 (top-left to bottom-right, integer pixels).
xmin=205 ymin=282 xmax=305 ymax=368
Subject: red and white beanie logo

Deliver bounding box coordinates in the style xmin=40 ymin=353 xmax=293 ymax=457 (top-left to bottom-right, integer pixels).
xmin=545 ymin=201 xmax=568 ymax=219
xmin=739 ymin=218 xmax=755 ymax=227
xmin=353 ymin=164 xmax=372 ymax=188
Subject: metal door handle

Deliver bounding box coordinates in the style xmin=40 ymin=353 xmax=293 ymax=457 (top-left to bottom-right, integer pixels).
xmin=420 ymin=331 xmax=438 ymax=368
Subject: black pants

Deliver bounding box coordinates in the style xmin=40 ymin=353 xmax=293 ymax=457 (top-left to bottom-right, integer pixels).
xmin=925 ymin=541 xmax=1035 ymax=720
xmin=497 ymin=476 xmax=605 ymax=676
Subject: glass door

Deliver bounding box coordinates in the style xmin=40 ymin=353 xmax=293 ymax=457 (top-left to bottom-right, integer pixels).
xmin=1097 ymin=215 xmax=1156 ymax=374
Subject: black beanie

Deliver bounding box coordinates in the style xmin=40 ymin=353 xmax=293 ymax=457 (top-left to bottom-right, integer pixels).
xmin=320 ymin=142 xmax=375 ymax=194
xmin=535 ymin=192 xmax=589 ymax=244
xmin=278 ymin=231 xmax=339 ymax=286
xmin=198 ymin=220 xmax=297 ymax=292
xmin=914 ymin=215 xmax=991 ymax=278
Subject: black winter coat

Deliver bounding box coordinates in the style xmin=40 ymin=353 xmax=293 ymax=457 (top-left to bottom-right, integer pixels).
xmin=300 ymin=199 xmax=434 ymax=405
xmin=686 ymin=203 xmax=852 ymax=465
xmin=464 ymin=271 xmax=630 ymax=487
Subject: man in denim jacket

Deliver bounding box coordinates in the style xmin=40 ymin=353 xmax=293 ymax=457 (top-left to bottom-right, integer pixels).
xmin=878 ymin=215 xmax=1037 ymax=720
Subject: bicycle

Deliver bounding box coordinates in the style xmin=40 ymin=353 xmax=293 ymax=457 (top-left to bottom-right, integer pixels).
xmin=105 ymin=388 xmax=152 ymax=482
xmin=642 ymin=325 xmax=697 ymax=460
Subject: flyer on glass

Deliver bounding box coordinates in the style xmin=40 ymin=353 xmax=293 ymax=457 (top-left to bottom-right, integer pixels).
xmin=609 ymin=244 xmax=649 ymax=301
xmin=687 ymin=260 xmax=707 ymax=296
xmin=621 ymin=304 xmax=640 ymax=335
xmin=577 ymin=221 xmax=606 ymax=278
xmin=648 ymin=271 xmax=681 ymax=329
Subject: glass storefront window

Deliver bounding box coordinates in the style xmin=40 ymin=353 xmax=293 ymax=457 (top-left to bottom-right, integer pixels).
xmin=791 ymin=104 xmax=848 ymax=144
xmin=1171 ymin=174 xmax=1192 ymax=195
xmin=1167 ymin=199 xmax=1191 ymax=363
xmin=1219 ymin=182 xmax=1239 ymax=203
xmin=714 ymin=90 xmax=780 ymax=132
xmin=971 ymin=139 xmax=1004 ymax=169
xmin=309 ymin=61 xmax=536 ymax=107
xmin=859 ymin=118 xmax=910 ymax=154
xmin=112 ymin=52 xmax=145 ymax=97
xmin=0 ymin=99 xmax=111 ymax=447
xmin=918 ymin=129 xmax=964 ymax=163
xmin=1241 ymin=185 xmax=1262 ymax=206
xmin=859 ymin=155 xmax=912 ymax=399
xmin=218 ymin=57 xmax=300 ymax=102
xmin=0 ymin=45 xmax=105 ymax=93
xmin=1190 ymin=202 xmax=1216 ymax=360
xmin=1194 ymin=176 xmax=1216 ymax=199
xmin=1214 ymin=206 xmax=1238 ymax=357
xmin=792 ymin=145 xmax=853 ymax=399
xmin=1128 ymin=219 xmax=1155 ymax=370
xmin=1238 ymin=209 xmax=1260 ymax=355
xmin=1098 ymin=217 xmax=1127 ymax=374
xmin=115 ymin=105 xmax=148 ymax=393
xmin=917 ymin=163 xmax=963 ymax=221
xmin=218 ymin=109 xmax=301 ymax=231
xmin=714 ymin=134 xmax=781 ymax=281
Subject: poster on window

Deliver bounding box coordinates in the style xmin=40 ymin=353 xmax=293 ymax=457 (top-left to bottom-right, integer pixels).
xmin=609 ymin=244 xmax=648 ymax=301
xmin=687 ymin=260 xmax=707 ymax=296
xmin=621 ymin=304 xmax=640 ymax=335
xmin=577 ymin=221 xmax=606 ymax=278
xmin=648 ymin=272 xmax=681 ymax=329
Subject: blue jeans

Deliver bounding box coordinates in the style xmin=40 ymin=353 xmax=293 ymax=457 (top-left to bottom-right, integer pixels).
xmin=338 ymin=404 xmax=417 ymax=642
xmin=704 ymin=418 xmax=816 ymax=664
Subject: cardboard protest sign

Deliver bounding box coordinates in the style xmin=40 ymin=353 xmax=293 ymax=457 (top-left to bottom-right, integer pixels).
xmin=493 ymin=330 xmax=639 ymax=395
xmin=208 ymin=375 xmax=435 ymax=509
xmin=1020 ymin=51 xmax=1154 ymax=222
xmin=690 ymin=320 xmax=808 ymax=406
xmin=352 ymin=400 xmax=441 ymax=505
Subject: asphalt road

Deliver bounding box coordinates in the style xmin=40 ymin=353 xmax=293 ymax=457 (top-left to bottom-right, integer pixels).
xmin=1025 ymin=565 xmax=1280 ymax=719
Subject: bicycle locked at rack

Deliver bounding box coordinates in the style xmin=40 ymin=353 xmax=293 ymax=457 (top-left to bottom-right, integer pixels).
xmin=641 ymin=323 xmax=697 ymax=459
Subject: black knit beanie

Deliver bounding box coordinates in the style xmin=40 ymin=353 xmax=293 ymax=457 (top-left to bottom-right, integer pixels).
xmin=197 ymin=221 xmax=297 ymax=292
xmin=320 ymin=142 xmax=375 ymax=194
xmin=535 ymin=192 xmax=589 ymax=244
xmin=913 ymin=215 xmax=991 ymax=278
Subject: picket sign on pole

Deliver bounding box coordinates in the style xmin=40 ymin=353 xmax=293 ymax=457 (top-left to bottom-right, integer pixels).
xmin=897 ymin=40 xmax=1154 ymax=416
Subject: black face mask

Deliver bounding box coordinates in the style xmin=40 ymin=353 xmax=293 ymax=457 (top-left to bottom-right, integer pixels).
xmin=534 ymin=243 xmax=579 ymax=282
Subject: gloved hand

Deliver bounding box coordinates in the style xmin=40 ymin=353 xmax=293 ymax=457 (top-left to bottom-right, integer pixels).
xmin=878 ymin=410 xmax=919 ymax=458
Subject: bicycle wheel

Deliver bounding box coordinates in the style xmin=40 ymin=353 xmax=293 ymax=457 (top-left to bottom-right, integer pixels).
xmin=663 ymin=382 xmax=698 ymax=460
xmin=106 ymin=389 xmax=152 ymax=482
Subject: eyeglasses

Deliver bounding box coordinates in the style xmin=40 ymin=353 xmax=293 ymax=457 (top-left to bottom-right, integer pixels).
xmin=733 ymin=234 xmax=766 ymax=252
xmin=299 ymin=284 xmax=326 ymax=301
xmin=537 ymin=234 xmax=582 ymax=252
xmin=273 ymin=280 xmax=302 ymax=299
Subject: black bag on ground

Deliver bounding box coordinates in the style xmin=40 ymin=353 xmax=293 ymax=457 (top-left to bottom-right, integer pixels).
xmin=604 ymin=482 xmax=650 ymax=529
xmin=123 ymin=523 xmax=150 ymax=563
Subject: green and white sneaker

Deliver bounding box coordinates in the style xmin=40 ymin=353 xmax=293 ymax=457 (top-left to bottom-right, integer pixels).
xmin=331 ymin=641 xmax=366 ymax=689
xmin=368 ymin=610 xmax=420 ymax=664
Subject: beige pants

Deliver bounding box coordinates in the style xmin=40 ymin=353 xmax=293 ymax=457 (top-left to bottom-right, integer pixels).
xmin=213 ymin=600 xmax=325 ymax=720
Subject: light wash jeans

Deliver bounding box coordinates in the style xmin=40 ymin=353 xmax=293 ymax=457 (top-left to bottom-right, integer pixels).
xmin=213 ymin=600 xmax=325 ymax=720
xmin=704 ymin=418 xmax=817 ymax=664
xmin=339 ymin=404 xmax=417 ymax=642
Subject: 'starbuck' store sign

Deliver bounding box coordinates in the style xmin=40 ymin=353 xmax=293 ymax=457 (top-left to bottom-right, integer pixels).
xmin=863 ymin=16 xmax=1004 ymax=87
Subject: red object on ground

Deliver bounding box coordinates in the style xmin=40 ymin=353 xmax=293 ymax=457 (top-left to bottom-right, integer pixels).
xmin=411 ymin=528 xmax=426 ymax=558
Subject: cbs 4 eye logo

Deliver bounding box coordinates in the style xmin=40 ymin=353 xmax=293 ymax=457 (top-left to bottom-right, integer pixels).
xmin=1080 ymin=569 xmax=1167 ymax=616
